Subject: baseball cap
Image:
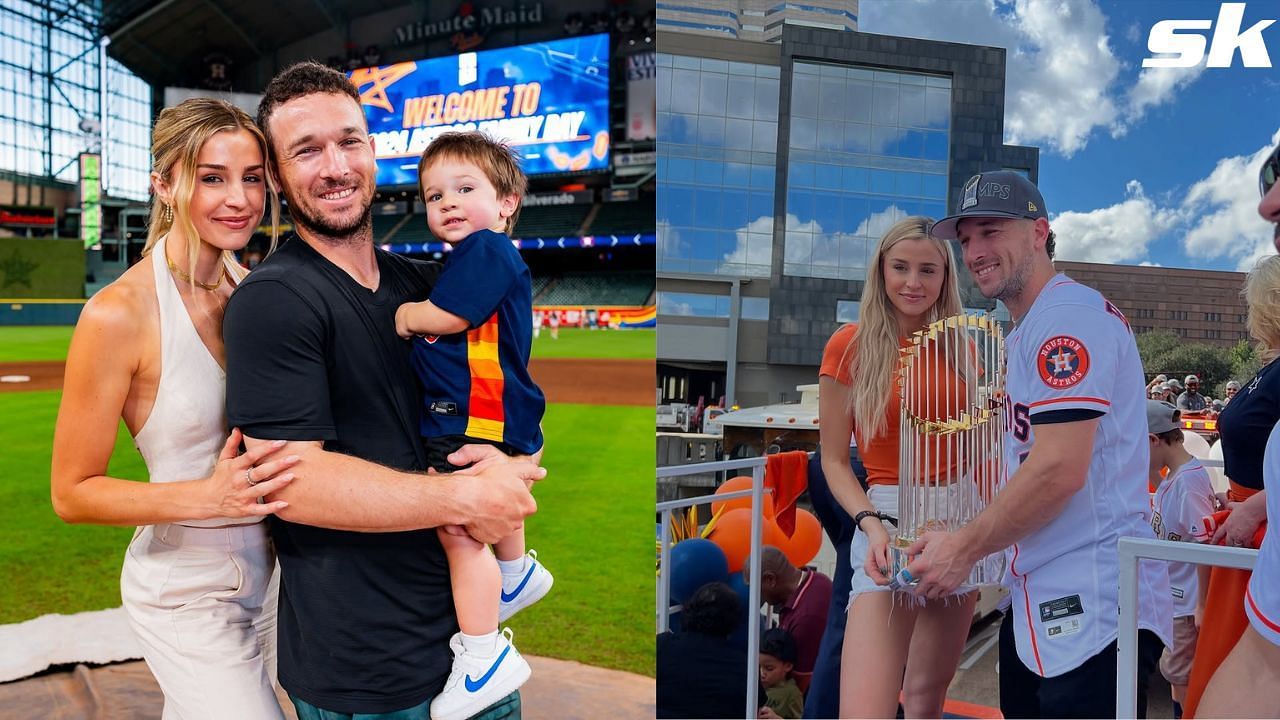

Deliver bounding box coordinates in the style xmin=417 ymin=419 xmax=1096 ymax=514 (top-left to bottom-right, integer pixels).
xmin=1227 ymin=380 xmax=1241 ymax=391
xmin=930 ymin=171 xmax=1049 ymax=240
xmin=1147 ymin=400 xmax=1181 ymax=434
xmin=1155 ymin=374 xmax=1168 ymax=382
xmin=1167 ymin=379 xmax=1183 ymax=390
xmin=1185 ymin=374 xmax=1200 ymax=385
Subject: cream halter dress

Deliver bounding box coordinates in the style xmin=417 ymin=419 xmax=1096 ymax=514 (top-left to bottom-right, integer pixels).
xmin=118 ymin=238 xmax=284 ymax=720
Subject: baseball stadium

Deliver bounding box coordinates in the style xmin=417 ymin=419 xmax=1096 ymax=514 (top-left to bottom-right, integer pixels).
xmin=0 ymin=1 xmax=654 ymax=717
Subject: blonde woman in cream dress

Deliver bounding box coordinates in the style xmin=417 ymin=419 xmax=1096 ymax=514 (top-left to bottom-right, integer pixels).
xmin=52 ymin=98 xmax=295 ymax=719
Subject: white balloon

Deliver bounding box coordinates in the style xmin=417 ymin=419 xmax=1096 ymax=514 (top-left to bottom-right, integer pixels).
xmin=1206 ymin=438 xmax=1229 ymax=494
xmin=1183 ymin=430 xmax=1211 ymax=458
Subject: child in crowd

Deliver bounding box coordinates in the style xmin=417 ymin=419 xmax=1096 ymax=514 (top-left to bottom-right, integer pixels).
xmin=760 ymin=628 xmax=805 ymax=719
xmin=1146 ymin=399 xmax=1217 ymax=719
xmin=395 ymin=131 xmax=552 ymax=720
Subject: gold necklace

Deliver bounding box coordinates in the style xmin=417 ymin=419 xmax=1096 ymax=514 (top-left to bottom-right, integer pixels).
xmin=167 ymin=256 xmax=224 ymax=291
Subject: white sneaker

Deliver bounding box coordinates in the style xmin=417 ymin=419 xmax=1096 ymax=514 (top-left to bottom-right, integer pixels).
xmin=498 ymin=550 xmax=554 ymax=623
xmin=430 ymin=628 xmax=531 ymax=720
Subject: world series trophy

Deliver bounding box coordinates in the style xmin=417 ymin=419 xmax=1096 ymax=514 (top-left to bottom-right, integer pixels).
xmin=890 ymin=313 xmax=1006 ymax=589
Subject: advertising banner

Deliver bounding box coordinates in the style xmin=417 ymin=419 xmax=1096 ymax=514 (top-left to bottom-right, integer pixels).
xmin=350 ymin=33 xmax=611 ymax=186
xmin=625 ymin=50 xmax=655 ymax=141
xmin=79 ymin=153 xmax=101 ymax=250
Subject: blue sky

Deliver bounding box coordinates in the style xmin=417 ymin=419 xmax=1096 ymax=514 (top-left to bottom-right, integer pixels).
xmin=861 ymin=0 xmax=1280 ymax=271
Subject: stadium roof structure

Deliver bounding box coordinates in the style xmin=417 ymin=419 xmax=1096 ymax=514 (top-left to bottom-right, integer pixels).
xmin=99 ymin=0 xmax=404 ymax=88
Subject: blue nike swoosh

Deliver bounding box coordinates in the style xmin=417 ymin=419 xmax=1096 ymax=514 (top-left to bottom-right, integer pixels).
xmin=464 ymin=643 xmax=512 ymax=692
xmin=500 ymin=563 xmax=536 ymax=603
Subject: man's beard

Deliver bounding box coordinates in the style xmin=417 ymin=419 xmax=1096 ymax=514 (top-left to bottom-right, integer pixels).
xmin=990 ymin=250 xmax=1035 ymax=303
xmin=289 ymin=190 xmax=374 ymax=244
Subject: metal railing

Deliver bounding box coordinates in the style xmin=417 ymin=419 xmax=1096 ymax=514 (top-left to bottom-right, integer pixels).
xmin=657 ymin=457 xmax=768 ymax=720
xmin=1116 ymin=536 xmax=1258 ymax=718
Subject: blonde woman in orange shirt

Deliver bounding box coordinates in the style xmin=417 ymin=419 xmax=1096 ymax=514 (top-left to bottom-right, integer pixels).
xmin=818 ymin=216 xmax=976 ymax=718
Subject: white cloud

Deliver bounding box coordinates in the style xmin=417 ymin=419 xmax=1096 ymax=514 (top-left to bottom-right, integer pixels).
xmin=1125 ymin=21 xmax=1141 ymax=44
xmin=1050 ymin=180 xmax=1178 ymax=263
xmin=1118 ymin=64 xmax=1205 ymax=133
xmin=1180 ymin=130 xmax=1280 ymax=269
xmin=1046 ymin=131 xmax=1280 ymax=268
xmin=860 ymin=0 xmax=1205 ymax=157
xmin=718 ymin=214 xmax=775 ymax=270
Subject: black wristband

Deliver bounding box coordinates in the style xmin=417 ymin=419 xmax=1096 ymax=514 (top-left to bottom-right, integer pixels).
xmin=853 ymin=510 xmax=882 ymax=532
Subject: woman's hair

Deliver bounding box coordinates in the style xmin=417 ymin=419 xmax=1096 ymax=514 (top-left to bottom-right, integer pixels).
xmin=842 ymin=216 xmax=962 ymax=442
xmin=1246 ymin=254 xmax=1280 ymax=363
xmin=144 ymin=98 xmax=278 ymax=281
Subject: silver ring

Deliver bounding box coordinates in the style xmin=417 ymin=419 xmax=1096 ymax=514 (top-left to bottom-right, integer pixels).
xmin=245 ymin=467 xmax=257 ymax=486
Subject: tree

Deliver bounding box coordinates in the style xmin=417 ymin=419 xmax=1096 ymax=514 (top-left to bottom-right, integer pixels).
xmin=1229 ymin=339 xmax=1262 ymax=389
xmin=1136 ymin=330 xmax=1181 ymax=377
xmin=1134 ymin=330 xmax=1234 ymax=394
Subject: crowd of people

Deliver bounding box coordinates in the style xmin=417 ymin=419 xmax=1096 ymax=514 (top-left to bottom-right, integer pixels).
xmin=1146 ymin=374 xmax=1239 ymax=417
xmin=659 ymin=151 xmax=1280 ymax=718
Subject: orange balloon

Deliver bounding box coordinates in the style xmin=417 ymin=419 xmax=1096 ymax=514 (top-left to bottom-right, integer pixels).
xmin=708 ymin=507 xmax=788 ymax=573
xmin=711 ymin=476 xmax=776 ymax=519
xmin=781 ymin=509 xmax=823 ymax=567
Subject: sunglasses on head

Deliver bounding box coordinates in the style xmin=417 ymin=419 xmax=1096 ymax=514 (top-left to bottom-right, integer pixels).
xmin=1262 ymin=143 xmax=1280 ymax=198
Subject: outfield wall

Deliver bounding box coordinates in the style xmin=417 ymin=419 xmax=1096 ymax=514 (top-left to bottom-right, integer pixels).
xmin=0 ymin=299 xmax=84 ymax=325
xmin=0 ymin=237 xmax=85 ymax=299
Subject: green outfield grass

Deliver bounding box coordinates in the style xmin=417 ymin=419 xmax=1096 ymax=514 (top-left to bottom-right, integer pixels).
xmin=0 ymin=392 xmax=653 ymax=677
xmin=531 ymin=327 xmax=654 ymax=360
xmin=0 ymin=325 xmax=653 ymax=362
xmin=0 ymin=325 xmax=74 ymax=362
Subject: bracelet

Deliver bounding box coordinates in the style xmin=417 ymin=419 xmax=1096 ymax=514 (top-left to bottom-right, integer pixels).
xmin=852 ymin=510 xmax=883 ymax=532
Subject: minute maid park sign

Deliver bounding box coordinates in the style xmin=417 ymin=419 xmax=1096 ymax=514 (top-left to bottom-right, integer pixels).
xmin=394 ymin=3 xmax=546 ymax=46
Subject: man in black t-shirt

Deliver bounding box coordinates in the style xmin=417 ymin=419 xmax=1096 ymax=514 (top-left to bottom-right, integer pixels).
xmin=224 ymin=61 xmax=543 ymax=719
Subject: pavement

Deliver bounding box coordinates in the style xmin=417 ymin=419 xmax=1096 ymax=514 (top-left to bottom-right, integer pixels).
xmin=0 ymin=656 xmax=654 ymax=719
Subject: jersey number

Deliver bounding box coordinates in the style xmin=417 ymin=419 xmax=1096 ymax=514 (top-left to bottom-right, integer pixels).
xmin=1005 ymin=400 xmax=1031 ymax=442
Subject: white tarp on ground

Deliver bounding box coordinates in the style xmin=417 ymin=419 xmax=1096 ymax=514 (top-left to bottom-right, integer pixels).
xmin=0 ymin=607 xmax=140 ymax=683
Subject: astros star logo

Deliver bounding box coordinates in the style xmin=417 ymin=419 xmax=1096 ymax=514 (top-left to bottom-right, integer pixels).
xmin=0 ymin=250 xmax=37 ymax=289
xmin=1049 ymin=348 xmax=1076 ymax=374
xmin=1037 ymin=336 xmax=1090 ymax=389
xmin=349 ymin=62 xmax=416 ymax=113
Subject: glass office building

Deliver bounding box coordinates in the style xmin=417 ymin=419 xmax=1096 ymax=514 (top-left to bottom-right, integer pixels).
xmin=783 ymin=62 xmax=949 ymax=280
xmin=657 ymin=24 xmax=1039 ymax=407
xmin=657 ymin=54 xmax=779 ymax=278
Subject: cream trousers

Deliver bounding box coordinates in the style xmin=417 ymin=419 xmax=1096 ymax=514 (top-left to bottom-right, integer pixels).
xmin=120 ymin=522 xmax=282 ymax=720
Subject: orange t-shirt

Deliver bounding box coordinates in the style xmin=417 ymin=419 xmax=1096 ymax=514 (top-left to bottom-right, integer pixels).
xmin=819 ymin=323 xmax=971 ymax=486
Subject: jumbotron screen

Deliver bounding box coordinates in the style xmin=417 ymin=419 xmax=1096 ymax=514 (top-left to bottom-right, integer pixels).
xmin=349 ymin=33 xmax=611 ymax=186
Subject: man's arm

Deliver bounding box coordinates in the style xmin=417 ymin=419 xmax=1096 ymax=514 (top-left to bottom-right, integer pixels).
xmin=243 ymin=436 xmax=543 ymax=542
xmin=905 ymin=418 xmax=1099 ymax=597
xmin=959 ymin=418 xmax=1098 ymax=555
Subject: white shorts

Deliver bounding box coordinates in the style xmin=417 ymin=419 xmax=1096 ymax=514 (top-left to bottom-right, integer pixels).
xmin=121 ymin=522 xmax=282 ymax=720
xmin=846 ymin=483 xmax=993 ymax=605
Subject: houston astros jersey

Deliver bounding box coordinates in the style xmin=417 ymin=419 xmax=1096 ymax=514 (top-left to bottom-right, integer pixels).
xmin=1001 ymin=274 xmax=1172 ymax=677
xmin=1152 ymin=458 xmax=1215 ymax=618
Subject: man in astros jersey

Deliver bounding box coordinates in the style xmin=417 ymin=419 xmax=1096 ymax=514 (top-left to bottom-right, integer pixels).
xmin=904 ymin=171 xmax=1173 ymax=718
